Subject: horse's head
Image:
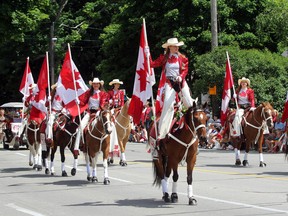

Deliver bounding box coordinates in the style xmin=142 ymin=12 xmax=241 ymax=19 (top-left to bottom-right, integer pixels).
xmin=260 ymin=102 xmax=274 ymax=128
xmin=186 ymin=102 xmax=208 ymax=144
xmin=100 ymin=109 xmax=113 ymax=134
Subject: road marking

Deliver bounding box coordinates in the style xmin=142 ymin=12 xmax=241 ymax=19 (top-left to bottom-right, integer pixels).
xmin=179 ymin=193 xmax=288 ymax=214
xmin=6 ymin=203 xmax=45 ymax=216
xmin=15 ymin=153 xmax=26 ymax=156
xmin=194 ymin=168 xmax=288 ymax=181
xmin=108 ymin=176 xmax=133 ymax=183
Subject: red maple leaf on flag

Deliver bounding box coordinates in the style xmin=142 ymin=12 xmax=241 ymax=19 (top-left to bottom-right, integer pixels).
xmin=136 ymin=68 xmax=148 ymax=92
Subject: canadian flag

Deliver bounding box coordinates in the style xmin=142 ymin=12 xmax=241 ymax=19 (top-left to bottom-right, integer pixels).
xmin=155 ymin=71 xmax=166 ymax=115
xmin=56 ymin=47 xmax=89 ymax=117
xmin=128 ymin=19 xmax=155 ymax=125
xmin=30 ymin=54 xmax=49 ymax=124
xmin=281 ymin=91 xmax=288 ymax=123
xmin=220 ymin=54 xmax=234 ymax=126
xmin=19 ymin=57 xmax=35 ymax=99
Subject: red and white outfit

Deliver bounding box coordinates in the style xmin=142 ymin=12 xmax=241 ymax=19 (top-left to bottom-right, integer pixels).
xmin=151 ymin=53 xmax=194 ymax=139
xmin=108 ymin=89 xmax=124 ymax=109
xmin=237 ymin=88 xmax=255 ymax=108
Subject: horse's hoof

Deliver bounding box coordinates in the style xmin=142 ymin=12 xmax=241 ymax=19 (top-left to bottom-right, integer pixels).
xmin=103 ymin=177 xmax=110 ymax=185
xmin=108 ymin=158 xmax=114 ymax=166
xmin=62 ymin=170 xmax=68 ymax=177
xmin=259 ymin=161 xmax=266 ymax=167
xmin=119 ymin=160 xmax=127 ymax=167
xmin=92 ymin=176 xmax=98 ymax=183
xmin=37 ymin=165 xmax=42 ymax=171
xmin=29 ymin=162 xmax=33 ymax=166
xmin=235 ymin=159 xmax=241 ymax=166
xmin=189 ymin=197 xmax=197 ymax=205
xmin=242 ymin=160 xmax=249 ymax=166
xmin=71 ymin=168 xmax=76 ymax=176
xmin=33 ymin=164 xmax=37 ymax=170
xmin=51 ymin=172 xmax=55 ymax=176
xmin=162 ymin=192 xmax=170 ymax=203
xmin=87 ymin=176 xmax=92 ymax=182
xmin=45 ymin=168 xmax=50 ymax=175
xmin=171 ymin=193 xmax=178 ymax=203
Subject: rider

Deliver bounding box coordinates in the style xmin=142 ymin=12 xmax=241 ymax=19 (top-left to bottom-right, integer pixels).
xmin=231 ymin=77 xmax=255 ymax=136
xmin=150 ymin=37 xmax=194 ymax=139
xmin=74 ymin=77 xmax=108 ymax=152
xmin=107 ymin=79 xmax=125 ymax=116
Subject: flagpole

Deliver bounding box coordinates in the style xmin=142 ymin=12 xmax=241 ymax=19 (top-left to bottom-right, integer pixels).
xmin=226 ymin=51 xmax=239 ymax=110
xmin=21 ymin=57 xmax=29 ymax=120
xmin=67 ymin=43 xmax=84 ymax=142
xmin=46 ymin=52 xmax=52 ymax=114
xmin=143 ymin=18 xmax=158 ymax=140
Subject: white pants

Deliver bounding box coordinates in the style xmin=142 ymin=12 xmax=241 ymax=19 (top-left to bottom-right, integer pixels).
xmin=158 ymin=81 xmax=193 ymax=139
xmin=74 ymin=113 xmax=90 ymax=151
xmin=45 ymin=112 xmax=56 ymax=140
xmin=231 ymin=109 xmax=244 ymax=136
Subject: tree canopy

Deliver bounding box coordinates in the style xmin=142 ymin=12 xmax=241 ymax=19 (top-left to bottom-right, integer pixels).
xmin=0 ymin=0 xmax=287 ymax=114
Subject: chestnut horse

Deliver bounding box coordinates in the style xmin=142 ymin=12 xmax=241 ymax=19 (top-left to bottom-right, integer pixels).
xmin=114 ymin=99 xmax=131 ymax=166
xmin=149 ymin=102 xmax=207 ymax=205
xmin=226 ymin=102 xmax=274 ymax=167
xmin=26 ymin=120 xmax=42 ymax=171
xmin=49 ymin=113 xmax=81 ymax=176
xmin=83 ymin=109 xmax=113 ymax=184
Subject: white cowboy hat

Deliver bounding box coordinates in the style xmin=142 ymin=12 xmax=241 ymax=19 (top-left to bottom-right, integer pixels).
xmin=162 ymin=38 xmax=184 ymax=48
xmin=109 ymin=79 xmax=123 ymax=86
xmin=238 ymin=77 xmax=250 ymax=86
xmin=89 ymin=77 xmax=104 ymax=86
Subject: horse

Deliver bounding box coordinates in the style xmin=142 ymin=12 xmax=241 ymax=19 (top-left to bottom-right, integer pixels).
xmin=149 ymin=102 xmax=207 ymax=205
xmin=83 ymin=109 xmax=113 ymax=184
xmin=49 ymin=113 xmax=81 ymax=176
xmin=113 ymin=99 xmax=131 ymax=166
xmin=225 ymin=102 xmax=274 ymax=167
xmin=26 ymin=120 xmax=42 ymax=171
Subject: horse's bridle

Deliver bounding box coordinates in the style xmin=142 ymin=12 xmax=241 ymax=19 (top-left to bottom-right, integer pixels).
xmin=167 ymin=109 xmax=206 ymax=163
xmin=87 ymin=110 xmax=112 ymax=152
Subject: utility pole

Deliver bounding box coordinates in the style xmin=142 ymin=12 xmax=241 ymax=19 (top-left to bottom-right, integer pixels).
xmin=211 ymin=0 xmax=218 ymax=49
xmin=49 ymin=22 xmax=56 ymax=84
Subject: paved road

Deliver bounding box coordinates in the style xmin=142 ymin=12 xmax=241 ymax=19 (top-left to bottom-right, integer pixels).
xmin=0 ymin=143 xmax=288 ymax=216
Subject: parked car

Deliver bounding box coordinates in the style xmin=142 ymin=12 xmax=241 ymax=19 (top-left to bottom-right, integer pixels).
xmin=0 ymin=102 xmax=28 ymax=150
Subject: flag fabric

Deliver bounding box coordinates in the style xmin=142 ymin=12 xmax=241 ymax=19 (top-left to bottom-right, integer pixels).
xmin=155 ymin=71 xmax=166 ymax=115
xmin=29 ymin=55 xmax=49 ymax=123
xmin=56 ymin=50 xmax=89 ymax=117
xmin=281 ymin=91 xmax=288 ymax=123
xmin=128 ymin=20 xmax=155 ymax=125
xmin=220 ymin=56 xmax=234 ymax=126
xmin=19 ymin=57 xmax=35 ymax=99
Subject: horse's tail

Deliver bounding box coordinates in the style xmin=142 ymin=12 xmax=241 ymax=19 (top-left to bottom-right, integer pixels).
xmin=152 ymin=150 xmax=166 ymax=187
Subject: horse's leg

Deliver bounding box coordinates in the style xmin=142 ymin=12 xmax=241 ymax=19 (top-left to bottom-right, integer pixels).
xmin=162 ymin=158 xmax=172 ymax=203
xmin=103 ymin=146 xmax=110 ymax=185
xmin=42 ymin=146 xmax=50 ymax=175
xmin=242 ymin=137 xmax=251 ymax=166
xmin=119 ymin=139 xmax=127 ymax=167
xmin=60 ymin=145 xmax=67 ymax=177
xmin=69 ymin=146 xmax=78 ymax=176
xmin=258 ymin=133 xmax=266 ymax=167
xmin=234 ymin=139 xmax=241 ymax=166
xmin=84 ymin=152 xmax=92 ymax=181
xmin=50 ymin=145 xmax=57 ymax=175
xmin=91 ymin=153 xmax=99 ymax=183
xmin=187 ymin=149 xmax=197 ymax=205
xmin=28 ymin=145 xmax=34 ymax=166
xmin=171 ymin=163 xmax=179 ymax=203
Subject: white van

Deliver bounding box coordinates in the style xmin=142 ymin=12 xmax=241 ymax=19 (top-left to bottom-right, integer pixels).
xmin=0 ymin=102 xmax=28 ymax=149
